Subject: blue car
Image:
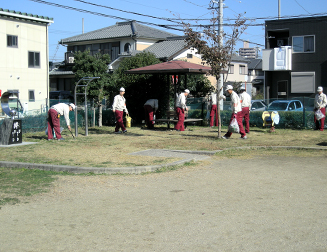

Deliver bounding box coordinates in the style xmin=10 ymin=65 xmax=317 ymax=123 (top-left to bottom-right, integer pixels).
xmin=267 ymin=100 xmax=304 ymax=112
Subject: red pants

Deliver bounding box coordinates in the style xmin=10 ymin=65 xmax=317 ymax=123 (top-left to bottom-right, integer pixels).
xmin=314 ymin=107 xmax=326 ymax=131
xmin=241 ymin=107 xmax=250 ymax=133
xmin=225 ymin=112 xmax=246 ymax=138
xmin=174 ymin=107 xmax=185 ymax=131
xmin=144 ymin=105 xmax=154 ymax=129
xmin=210 ymin=105 xmax=218 ymax=127
xmin=115 ymin=110 xmax=126 ymax=132
xmin=48 ymin=109 xmax=62 ymax=139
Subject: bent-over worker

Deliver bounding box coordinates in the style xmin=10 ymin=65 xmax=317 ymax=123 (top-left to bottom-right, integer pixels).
xmin=48 ymin=103 xmax=75 ymax=141
xmin=144 ymin=99 xmax=158 ymax=129
xmin=112 ymin=87 xmax=129 ymax=133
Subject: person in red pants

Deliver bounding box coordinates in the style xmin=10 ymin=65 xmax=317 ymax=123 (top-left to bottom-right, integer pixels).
xmin=209 ymin=92 xmax=218 ymax=127
xmin=47 ymin=103 xmax=75 ymax=140
xmin=144 ymin=99 xmax=158 ymax=129
xmin=314 ymin=86 xmax=327 ymax=131
xmin=239 ymin=87 xmax=252 ymax=133
xmin=174 ymin=89 xmax=190 ymax=131
xmin=222 ymin=85 xmax=247 ymax=139
xmin=112 ymin=87 xmax=129 ymax=133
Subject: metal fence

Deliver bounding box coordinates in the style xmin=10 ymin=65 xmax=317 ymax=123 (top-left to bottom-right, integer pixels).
xmin=0 ymin=97 xmax=320 ymax=133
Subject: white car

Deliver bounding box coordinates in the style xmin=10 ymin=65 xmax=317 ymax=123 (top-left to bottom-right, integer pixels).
xmin=251 ymin=100 xmax=267 ymax=111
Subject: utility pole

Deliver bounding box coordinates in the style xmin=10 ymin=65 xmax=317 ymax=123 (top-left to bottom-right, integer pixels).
xmin=210 ymin=0 xmax=224 ymax=110
xmin=278 ymin=0 xmax=281 ymax=19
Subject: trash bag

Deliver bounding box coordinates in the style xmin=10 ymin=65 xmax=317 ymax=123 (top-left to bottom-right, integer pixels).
xmin=228 ymin=115 xmax=239 ymax=133
xmin=315 ymin=109 xmax=325 ymax=120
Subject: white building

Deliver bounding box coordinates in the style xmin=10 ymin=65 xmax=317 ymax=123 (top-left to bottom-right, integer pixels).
xmin=0 ymin=8 xmax=53 ymax=114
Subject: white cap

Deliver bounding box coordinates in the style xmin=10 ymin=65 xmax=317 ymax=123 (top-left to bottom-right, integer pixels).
xmin=225 ymin=85 xmax=233 ymax=91
xmin=317 ymin=86 xmax=323 ymax=92
xmin=120 ymin=87 xmax=125 ymax=92
xmin=69 ymin=103 xmax=76 ymax=110
xmin=184 ymin=89 xmax=190 ymax=94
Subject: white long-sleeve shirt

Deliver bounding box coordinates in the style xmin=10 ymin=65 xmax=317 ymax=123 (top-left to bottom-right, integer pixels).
xmin=176 ymin=93 xmax=187 ymax=110
xmin=51 ymin=103 xmax=71 ymax=126
xmin=239 ymin=92 xmax=252 ymax=109
xmin=230 ymin=91 xmax=242 ymax=113
xmin=209 ymin=93 xmax=217 ymax=105
xmin=144 ymin=99 xmax=158 ymax=111
xmin=314 ymin=93 xmax=327 ymax=109
xmin=112 ymin=95 xmax=128 ymax=113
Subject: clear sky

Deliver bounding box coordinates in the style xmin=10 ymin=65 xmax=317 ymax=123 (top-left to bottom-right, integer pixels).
xmin=2 ymin=0 xmax=327 ymax=62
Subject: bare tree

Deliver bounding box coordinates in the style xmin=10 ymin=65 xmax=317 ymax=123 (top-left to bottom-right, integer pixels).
xmin=183 ymin=9 xmax=247 ymax=137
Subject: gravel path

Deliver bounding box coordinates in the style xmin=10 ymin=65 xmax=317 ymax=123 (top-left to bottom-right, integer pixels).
xmin=1 ymin=155 xmax=327 ymax=251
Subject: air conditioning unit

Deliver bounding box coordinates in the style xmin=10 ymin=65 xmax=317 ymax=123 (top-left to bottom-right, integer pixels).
xmin=68 ymin=57 xmax=74 ymax=64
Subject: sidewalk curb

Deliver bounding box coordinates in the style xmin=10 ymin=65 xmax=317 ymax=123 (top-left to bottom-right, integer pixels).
xmin=0 ymin=146 xmax=326 ymax=174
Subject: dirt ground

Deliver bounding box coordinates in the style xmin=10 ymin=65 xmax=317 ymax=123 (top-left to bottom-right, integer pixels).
xmin=1 ymin=155 xmax=327 ymax=252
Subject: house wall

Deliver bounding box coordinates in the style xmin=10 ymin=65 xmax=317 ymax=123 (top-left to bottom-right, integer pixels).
xmin=136 ymin=39 xmax=157 ymax=51
xmin=265 ymin=16 xmax=327 ymax=98
xmin=173 ymin=49 xmax=250 ymax=90
xmin=173 ymin=50 xmax=217 ymax=88
xmin=0 ymin=16 xmax=49 ymax=112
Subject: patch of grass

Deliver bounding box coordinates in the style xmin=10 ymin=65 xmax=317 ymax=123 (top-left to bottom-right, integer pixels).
xmin=0 ymin=126 xmax=319 ymax=169
xmin=0 ymin=168 xmax=59 ymax=208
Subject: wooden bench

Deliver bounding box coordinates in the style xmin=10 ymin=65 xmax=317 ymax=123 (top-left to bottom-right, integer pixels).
xmin=153 ymin=109 xmax=203 ymax=129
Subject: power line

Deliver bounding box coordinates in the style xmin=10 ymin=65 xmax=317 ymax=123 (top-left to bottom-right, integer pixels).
xmin=73 ymin=0 xmax=180 ymax=23
xmin=29 ymin=0 xmax=185 ymax=31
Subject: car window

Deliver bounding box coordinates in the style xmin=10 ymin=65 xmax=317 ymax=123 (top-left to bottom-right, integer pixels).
xmin=252 ymin=102 xmax=258 ymax=109
xmin=289 ymin=102 xmax=296 ymax=110
xmin=268 ymin=102 xmax=288 ymax=110
xmin=257 ymin=102 xmax=264 ymax=109
xmin=295 ymin=101 xmax=302 ymax=109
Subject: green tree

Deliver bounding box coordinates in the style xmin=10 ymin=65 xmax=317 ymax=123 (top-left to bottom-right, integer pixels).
xmin=177 ymin=75 xmax=214 ymax=98
xmin=183 ymin=10 xmax=247 ymax=137
xmin=72 ymin=50 xmax=112 ymax=127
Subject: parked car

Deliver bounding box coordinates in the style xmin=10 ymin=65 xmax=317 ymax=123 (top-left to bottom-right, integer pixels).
xmin=267 ymin=100 xmax=304 ymax=112
xmin=251 ymin=100 xmax=267 ymax=111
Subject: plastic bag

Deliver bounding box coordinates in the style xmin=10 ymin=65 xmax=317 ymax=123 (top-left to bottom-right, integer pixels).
xmin=229 ymin=116 xmax=239 ymax=133
xmin=315 ymin=109 xmax=325 ymax=120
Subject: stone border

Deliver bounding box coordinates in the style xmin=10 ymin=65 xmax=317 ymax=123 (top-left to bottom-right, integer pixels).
xmin=0 ymin=146 xmax=326 ymax=174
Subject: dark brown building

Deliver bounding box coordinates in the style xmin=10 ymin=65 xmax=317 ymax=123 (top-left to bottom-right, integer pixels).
xmin=262 ymin=15 xmax=327 ymax=99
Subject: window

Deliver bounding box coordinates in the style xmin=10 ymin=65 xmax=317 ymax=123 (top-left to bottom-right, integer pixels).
xmin=28 ymin=90 xmax=35 ymax=102
xmin=7 ymin=35 xmax=18 ymax=47
xmin=288 ymin=102 xmax=296 ymax=111
xmin=255 ymin=70 xmax=264 ymax=76
xmin=295 ymin=101 xmax=302 ymax=109
xmin=292 ymin=35 xmax=314 ymax=53
xmin=228 ymin=64 xmax=234 ymax=74
xmin=187 ymin=53 xmax=193 ymax=58
xmin=239 ymin=65 xmax=246 ymax=75
xmin=124 ymin=43 xmax=131 ymax=53
xmin=28 ymin=52 xmax=40 ymax=68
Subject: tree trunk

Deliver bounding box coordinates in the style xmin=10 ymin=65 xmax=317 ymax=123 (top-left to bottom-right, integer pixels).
xmin=98 ymin=103 xmax=103 ymax=127
xmin=92 ymin=99 xmax=95 ymax=127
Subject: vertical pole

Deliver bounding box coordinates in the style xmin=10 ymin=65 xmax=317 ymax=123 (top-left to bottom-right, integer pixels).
xmin=74 ymin=84 xmax=78 ymax=137
xmin=218 ymin=0 xmax=224 ymax=111
xmin=278 ymin=0 xmax=281 ymax=20
xmin=85 ymin=86 xmax=88 ymax=136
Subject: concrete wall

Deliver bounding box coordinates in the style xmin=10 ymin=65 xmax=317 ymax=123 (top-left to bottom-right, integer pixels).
xmin=0 ymin=16 xmax=49 ymax=112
